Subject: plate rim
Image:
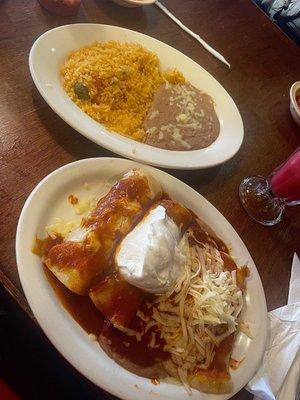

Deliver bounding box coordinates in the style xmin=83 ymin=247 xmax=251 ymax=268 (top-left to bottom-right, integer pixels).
xmin=16 ymin=157 xmax=267 ymax=400
xmin=29 ymin=23 xmax=244 ymax=170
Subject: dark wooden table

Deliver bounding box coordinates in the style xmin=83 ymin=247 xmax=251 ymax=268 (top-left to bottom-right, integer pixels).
xmin=1 ymin=0 xmax=299 ymax=399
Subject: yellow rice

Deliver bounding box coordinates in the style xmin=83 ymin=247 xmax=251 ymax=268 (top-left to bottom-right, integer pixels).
xmin=61 ymin=41 xmax=185 ymax=141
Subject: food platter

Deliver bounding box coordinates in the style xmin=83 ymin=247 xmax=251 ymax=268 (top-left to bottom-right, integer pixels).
xmin=29 ymin=24 xmax=244 ymax=170
xmin=16 ymin=157 xmax=267 ymax=400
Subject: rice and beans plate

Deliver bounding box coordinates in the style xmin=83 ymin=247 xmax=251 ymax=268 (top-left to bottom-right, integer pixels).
xmin=61 ymin=41 xmax=220 ymax=151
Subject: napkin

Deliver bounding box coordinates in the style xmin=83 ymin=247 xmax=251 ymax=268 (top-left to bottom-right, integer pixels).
xmin=247 ymin=253 xmax=300 ymax=400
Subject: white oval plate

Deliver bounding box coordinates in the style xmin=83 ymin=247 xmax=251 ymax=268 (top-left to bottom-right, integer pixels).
xmin=16 ymin=158 xmax=267 ymax=400
xmin=29 ymin=24 xmax=244 ymax=170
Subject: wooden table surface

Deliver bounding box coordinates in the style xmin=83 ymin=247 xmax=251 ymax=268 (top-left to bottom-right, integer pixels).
xmin=1 ymin=0 xmax=299 ymax=399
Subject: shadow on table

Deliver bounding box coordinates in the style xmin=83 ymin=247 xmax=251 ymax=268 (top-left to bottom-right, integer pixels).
xmin=0 ymin=285 xmax=116 ymax=400
xmin=163 ymin=165 xmax=222 ymax=189
xmin=0 ymin=0 xmax=9 ymax=9
xmin=31 ymin=86 xmax=117 ymax=160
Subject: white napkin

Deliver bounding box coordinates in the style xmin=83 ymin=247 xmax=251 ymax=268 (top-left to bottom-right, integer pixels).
xmin=288 ymin=254 xmax=300 ymax=306
xmin=247 ymin=253 xmax=300 ymax=400
xmin=277 ymin=348 xmax=300 ymax=400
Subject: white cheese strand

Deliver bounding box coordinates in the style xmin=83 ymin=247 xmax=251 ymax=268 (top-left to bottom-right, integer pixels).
xmin=139 ymin=232 xmax=244 ymax=389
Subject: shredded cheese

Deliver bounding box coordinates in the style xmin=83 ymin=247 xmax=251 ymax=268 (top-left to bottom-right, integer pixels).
xmin=115 ymin=324 xmax=142 ymax=341
xmin=137 ymin=229 xmax=245 ymax=389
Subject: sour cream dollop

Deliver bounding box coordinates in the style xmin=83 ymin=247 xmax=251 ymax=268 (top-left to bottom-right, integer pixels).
xmin=116 ymin=205 xmax=186 ymax=293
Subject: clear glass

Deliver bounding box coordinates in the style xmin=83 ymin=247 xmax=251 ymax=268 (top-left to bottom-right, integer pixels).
xmin=239 ymin=148 xmax=300 ymax=226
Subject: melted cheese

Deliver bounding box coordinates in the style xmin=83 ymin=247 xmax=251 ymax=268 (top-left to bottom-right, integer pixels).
xmin=45 ymin=218 xmax=79 ymax=239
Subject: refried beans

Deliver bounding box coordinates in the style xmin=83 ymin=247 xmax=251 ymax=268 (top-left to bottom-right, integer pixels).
xmin=143 ymin=82 xmax=220 ymax=151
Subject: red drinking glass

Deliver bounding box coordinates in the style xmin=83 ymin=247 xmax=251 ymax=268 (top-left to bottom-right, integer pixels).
xmin=239 ymin=147 xmax=300 ymax=226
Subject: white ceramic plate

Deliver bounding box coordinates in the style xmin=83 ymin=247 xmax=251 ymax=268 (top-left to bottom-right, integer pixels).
xmin=16 ymin=158 xmax=267 ymax=400
xmin=29 ymin=24 xmax=244 ymax=170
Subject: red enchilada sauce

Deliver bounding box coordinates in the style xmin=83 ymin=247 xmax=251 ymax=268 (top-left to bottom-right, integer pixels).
xmin=37 ymin=210 xmax=245 ymax=377
xmin=44 ymin=267 xmax=169 ymax=369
